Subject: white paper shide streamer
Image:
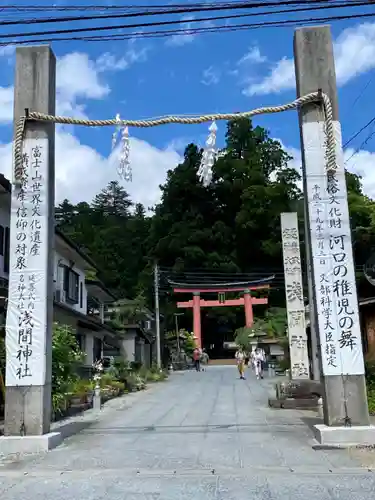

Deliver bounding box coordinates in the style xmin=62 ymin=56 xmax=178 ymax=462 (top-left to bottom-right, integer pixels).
xmin=198 ymin=121 xmax=218 ymax=187
xmin=111 ymin=114 xmax=132 ymax=182
xmin=111 ymin=113 xmax=122 ymax=150
xmin=119 ymin=126 xmax=131 ymax=181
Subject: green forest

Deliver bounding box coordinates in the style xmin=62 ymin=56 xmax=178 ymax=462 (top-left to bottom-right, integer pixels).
xmin=56 ymin=117 xmax=375 ymax=343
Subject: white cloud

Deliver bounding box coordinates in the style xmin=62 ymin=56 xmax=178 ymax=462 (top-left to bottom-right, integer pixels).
xmin=0 ymin=129 xmax=182 ymax=208
xmin=57 ymin=52 xmax=109 ymax=102
xmin=55 ymin=98 xmax=89 ymax=121
xmin=0 ymin=44 xmax=180 ymax=209
xmin=201 ymin=66 xmax=220 ymax=86
xmin=0 ymin=52 xmax=110 ymax=124
xmin=335 ymin=23 xmax=375 ymax=85
xmin=0 ymin=43 xmax=149 ymax=123
xmin=282 ymin=141 xmax=375 ymax=200
xmin=95 ymin=40 xmax=149 ymax=72
xmin=243 ymin=22 xmax=375 ymax=96
xmin=0 ymin=45 xmax=15 ymax=61
xmin=166 ymin=16 xmax=196 ymax=47
xmin=0 ymin=45 xmax=14 ymax=57
xmin=95 ymin=53 xmax=131 ymax=72
xmin=343 ymin=148 xmax=375 ymax=196
xmin=0 ymin=86 xmax=13 ymax=123
xmin=243 ymin=57 xmax=294 ymax=96
xmin=166 ymin=137 xmax=188 ymax=153
xmin=238 ymin=46 xmax=267 ymax=65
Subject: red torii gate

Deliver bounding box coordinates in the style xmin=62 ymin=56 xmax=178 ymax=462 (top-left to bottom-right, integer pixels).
xmin=169 ymin=277 xmax=273 ymax=348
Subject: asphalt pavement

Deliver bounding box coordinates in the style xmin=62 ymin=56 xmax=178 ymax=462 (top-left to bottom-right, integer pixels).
xmin=0 ymin=365 xmax=374 ymax=499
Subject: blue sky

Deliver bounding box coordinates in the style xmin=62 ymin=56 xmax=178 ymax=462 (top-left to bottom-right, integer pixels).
xmin=0 ymin=0 xmax=375 ymax=209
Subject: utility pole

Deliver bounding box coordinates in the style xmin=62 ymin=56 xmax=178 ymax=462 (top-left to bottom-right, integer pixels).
xmin=174 ymin=314 xmax=180 ymax=353
xmin=154 ymin=263 xmax=161 ymax=369
xmin=294 ymin=26 xmax=371 ymax=445
xmin=174 ymin=312 xmax=183 ymax=353
xmin=4 ymin=46 xmax=57 ymax=446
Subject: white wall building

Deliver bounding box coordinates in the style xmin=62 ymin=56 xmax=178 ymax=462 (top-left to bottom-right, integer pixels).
xmin=104 ymin=300 xmax=156 ymax=367
xmin=0 ymin=173 xmax=121 ymax=372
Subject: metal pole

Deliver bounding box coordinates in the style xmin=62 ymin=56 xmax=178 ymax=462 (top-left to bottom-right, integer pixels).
xmin=154 ymin=263 xmax=161 ymax=369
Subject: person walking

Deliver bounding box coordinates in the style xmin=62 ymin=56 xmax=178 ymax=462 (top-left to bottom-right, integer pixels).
xmin=235 ymin=348 xmax=246 ymax=380
xmin=201 ymin=348 xmax=209 ymax=371
xmin=254 ymin=347 xmax=265 ymax=379
xmin=193 ymin=347 xmax=201 ymax=372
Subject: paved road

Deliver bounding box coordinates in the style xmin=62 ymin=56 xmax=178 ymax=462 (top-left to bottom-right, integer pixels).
xmin=1 ymin=366 xmax=375 ymax=499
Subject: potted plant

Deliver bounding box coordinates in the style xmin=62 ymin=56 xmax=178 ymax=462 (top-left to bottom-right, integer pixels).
xmin=70 ymin=379 xmax=90 ymax=406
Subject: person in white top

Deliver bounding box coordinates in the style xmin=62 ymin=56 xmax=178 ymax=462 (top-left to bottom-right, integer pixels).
xmin=253 ymin=348 xmax=265 ymax=379
xmin=235 ymin=349 xmax=246 ymax=380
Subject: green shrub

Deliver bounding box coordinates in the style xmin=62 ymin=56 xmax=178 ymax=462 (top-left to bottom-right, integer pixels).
xmin=276 ymin=358 xmax=290 ymax=372
xmin=365 ymin=360 xmax=375 ymax=389
xmin=71 ymin=379 xmax=92 ymax=396
xmin=130 ymin=361 xmax=142 ymax=372
xmin=136 ymin=365 xmax=168 ymax=383
xmin=52 ymin=323 xmax=84 ymax=396
xmin=52 ymin=392 xmax=68 ymax=415
xmin=111 ymin=380 xmax=125 ymax=391
xmin=124 ymin=373 xmax=145 ymax=391
xmin=100 ymin=373 xmax=118 ymax=388
xmin=368 ymin=388 xmax=375 ymax=415
xmin=113 ymin=359 xmax=131 ymax=382
xmin=147 ymin=371 xmax=168 ymax=382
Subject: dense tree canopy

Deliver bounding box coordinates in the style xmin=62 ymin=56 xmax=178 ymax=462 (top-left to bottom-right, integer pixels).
xmin=56 ymin=118 xmax=375 ymax=340
xmin=56 ymin=181 xmax=148 ymax=297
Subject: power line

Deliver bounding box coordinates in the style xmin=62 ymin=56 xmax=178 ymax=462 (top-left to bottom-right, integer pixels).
xmin=0 ymin=0 xmax=362 ymax=11
xmin=159 ymin=266 xmax=367 ymax=278
xmin=343 ymin=115 xmax=375 ymax=149
xmin=0 ymin=0 xmax=367 ymax=32
xmin=345 ymin=126 xmax=375 ymax=165
xmin=0 ymin=0 xmax=364 ymax=26
xmin=1 ymin=7 xmax=374 ymax=45
xmin=349 ymin=74 xmax=375 ymax=110
xmin=159 ymin=265 xmax=368 ymax=273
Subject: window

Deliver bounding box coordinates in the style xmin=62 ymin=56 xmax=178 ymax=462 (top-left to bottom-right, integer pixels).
xmin=79 ymin=282 xmax=83 ymax=308
xmin=75 ymin=333 xmax=85 ymax=352
xmin=63 ymin=266 xmax=79 ymax=304
xmin=93 ymin=337 xmax=102 ymax=362
xmin=4 ymin=227 xmax=9 ymax=274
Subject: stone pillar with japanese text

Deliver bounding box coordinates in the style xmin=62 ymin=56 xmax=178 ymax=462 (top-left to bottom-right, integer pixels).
xmin=281 ymin=212 xmax=310 ymax=380
xmin=4 ymin=46 xmax=56 ymax=437
xmin=294 ymin=26 xmax=369 ymax=428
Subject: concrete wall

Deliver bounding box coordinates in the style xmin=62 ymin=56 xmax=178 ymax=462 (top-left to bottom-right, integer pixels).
xmin=53 ymin=306 xmax=105 ymax=367
xmin=121 ymin=333 xmax=136 ymax=362
xmin=135 ymin=338 xmax=145 ymax=365
xmin=144 ymin=343 xmax=151 ymax=368
xmin=53 ymin=306 xmax=78 ymax=329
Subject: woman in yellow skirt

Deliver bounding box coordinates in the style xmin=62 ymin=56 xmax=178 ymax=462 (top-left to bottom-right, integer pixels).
xmin=235 ymin=348 xmax=246 ymax=380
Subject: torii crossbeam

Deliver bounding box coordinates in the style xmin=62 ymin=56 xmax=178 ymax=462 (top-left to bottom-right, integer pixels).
xmin=169 ymin=277 xmax=274 ymax=348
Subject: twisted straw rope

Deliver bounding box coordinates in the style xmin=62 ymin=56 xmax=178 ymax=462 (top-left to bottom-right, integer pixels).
xmin=14 ymin=91 xmax=335 ymax=182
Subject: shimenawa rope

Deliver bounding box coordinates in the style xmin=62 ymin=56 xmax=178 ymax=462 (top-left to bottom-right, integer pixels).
xmin=13 ymin=90 xmax=336 ymax=183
